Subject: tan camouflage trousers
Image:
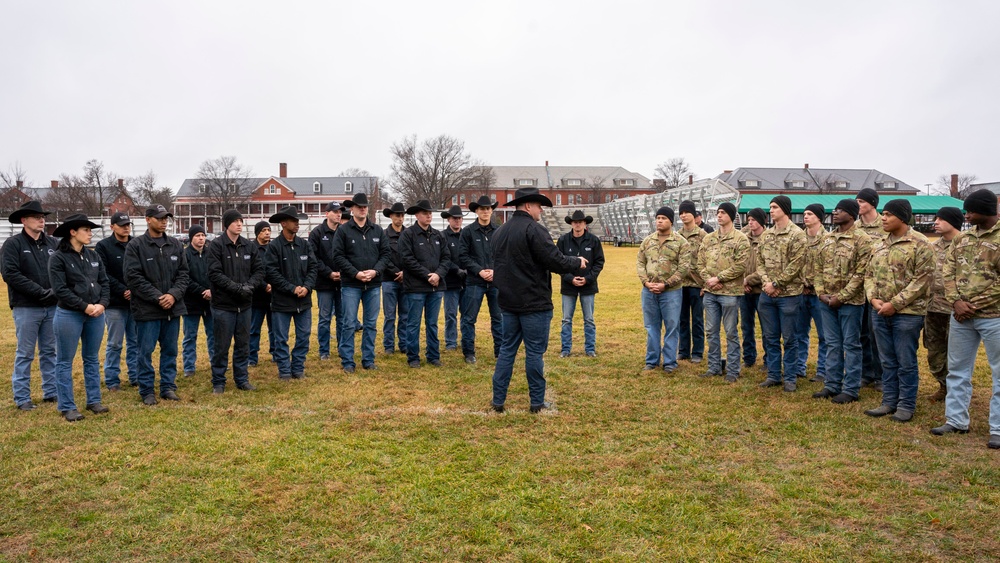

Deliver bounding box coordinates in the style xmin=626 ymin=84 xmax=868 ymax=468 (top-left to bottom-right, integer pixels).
xmin=923 ymin=311 xmax=950 ymax=386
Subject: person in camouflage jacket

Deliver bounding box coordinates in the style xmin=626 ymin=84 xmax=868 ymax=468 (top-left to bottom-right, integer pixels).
xmin=796 ymin=204 xmax=828 ymax=383
xmin=863 ymin=199 xmax=934 ymax=423
xmin=924 ymin=207 xmax=963 ymax=402
xmin=856 ymin=188 xmax=885 ymax=389
xmin=677 ymin=200 xmax=706 ymax=363
xmin=740 ymin=208 xmax=767 ymax=368
xmin=637 ymin=206 xmax=691 ymax=373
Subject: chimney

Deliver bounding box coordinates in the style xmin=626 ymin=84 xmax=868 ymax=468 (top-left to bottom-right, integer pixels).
xmin=950 ymin=174 xmax=959 ymax=197
xmin=51 ymin=180 xmax=58 ymax=188
xmin=279 ymin=162 xmax=287 ymax=178
xmin=545 ymin=160 xmax=548 ymax=167
xmin=16 ymin=180 xmax=23 ymax=189
xmin=723 ymin=170 xmax=733 ymax=174
xmin=688 ymin=174 xmax=693 ymax=185
xmin=804 ymin=163 xmax=809 ymax=169
xmin=117 ymin=178 xmax=124 ymax=189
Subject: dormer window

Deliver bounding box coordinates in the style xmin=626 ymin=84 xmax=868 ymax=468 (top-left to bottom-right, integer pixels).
xmin=834 ymin=181 xmax=849 ymax=189
xmin=313 ymin=182 xmax=322 ymax=193
xmin=344 ymin=181 xmax=353 ymax=193
xmin=268 ymin=184 xmax=277 ymax=195
xmin=567 ymin=179 xmax=582 ymax=187
xmin=744 ymin=180 xmax=760 ymax=188
xmin=199 ymin=183 xmax=206 ymax=194
xmin=517 ymin=179 xmax=534 ymax=186
xmin=467 ymin=179 xmax=479 ymax=187
xmin=881 ymin=181 xmax=897 ymax=189
xmin=619 ymin=178 xmax=635 ymax=187
xmin=228 ymin=183 xmax=237 ymax=194
xmin=789 ymin=180 xmax=806 ymax=189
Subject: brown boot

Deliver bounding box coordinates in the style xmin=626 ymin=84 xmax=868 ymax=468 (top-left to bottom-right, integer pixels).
xmin=929 ymin=384 xmax=947 ymax=402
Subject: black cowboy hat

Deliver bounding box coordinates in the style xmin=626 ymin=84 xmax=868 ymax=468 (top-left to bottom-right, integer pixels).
xmin=504 ymin=187 xmax=553 ymax=208
xmin=441 ymin=205 xmax=464 ymax=219
xmin=342 ymin=199 xmax=355 ymax=209
xmin=469 ymin=195 xmax=498 ymax=211
xmin=382 ymin=202 xmax=406 ymax=218
xmin=53 ymin=213 xmax=101 ymax=238
xmin=8 ymin=200 xmax=52 ymax=223
xmin=269 ymin=205 xmax=305 ymax=223
xmin=350 ymin=192 xmax=369 ymax=207
xmin=564 ymin=210 xmax=593 ymax=224
xmin=406 ymin=200 xmax=434 ymax=215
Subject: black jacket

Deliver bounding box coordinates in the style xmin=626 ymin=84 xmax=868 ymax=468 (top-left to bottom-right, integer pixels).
xmin=332 ymin=219 xmax=390 ymax=290
xmin=207 ymin=234 xmax=265 ymax=313
xmin=442 ymin=228 xmax=466 ymax=290
xmin=493 ymin=210 xmax=582 ymax=313
xmin=95 ymin=235 xmax=132 ymax=309
xmin=382 ymin=224 xmax=405 ymax=281
xmin=556 ymin=230 xmax=605 ymax=296
xmin=264 ymin=233 xmax=318 ymax=313
xmin=250 ymin=240 xmax=271 ymax=309
xmin=458 ymin=221 xmax=497 ymax=287
xmin=184 ymin=245 xmax=212 ymax=315
xmin=309 ymin=221 xmax=341 ymax=292
xmin=124 ymin=231 xmax=190 ymax=321
xmin=49 ymin=246 xmax=110 ymax=312
xmin=0 ymin=230 xmax=59 ymax=308
xmin=399 ymin=223 xmax=451 ymax=294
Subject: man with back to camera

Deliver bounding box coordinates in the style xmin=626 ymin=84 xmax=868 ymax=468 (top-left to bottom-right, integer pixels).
xmin=458 ymin=195 xmax=503 ymax=365
xmin=856 ymin=187 xmax=885 ymax=392
xmin=95 ymin=211 xmax=138 ymax=390
xmin=637 ymin=206 xmax=690 ymax=373
xmin=557 ymin=210 xmax=605 ymax=358
xmin=677 ymin=200 xmax=706 ymax=364
xmin=399 ymin=200 xmax=451 ymax=368
xmin=796 ymin=203 xmax=828 ymax=383
xmin=309 ymin=201 xmax=344 ymax=361
xmin=440 ymin=205 xmax=467 ymax=352
xmin=181 ymin=224 xmax=214 ymax=378
xmin=923 ymin=207 xmax=963 ymax=402
xmin=381 ymin=201 xmax=408 ymax=355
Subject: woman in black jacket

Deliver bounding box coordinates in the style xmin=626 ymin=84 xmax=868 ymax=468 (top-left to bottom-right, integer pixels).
xmin=48 ymin=214 xmax=111 ymax=422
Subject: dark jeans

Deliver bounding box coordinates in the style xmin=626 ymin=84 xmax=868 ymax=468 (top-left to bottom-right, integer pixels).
xmin=272 ymin=309 xmax=311 ymax=377
xmin=492 ymin=310 xmax=553 ymax=408
xmin=316 ymin=289 xmax=343 ymax=358
xmin=871 ymin=312 xmax=924 ymax=413
xmin=211 ymin=307 xmax=252 ymax=388
xmin=103 ymin=307 xmax=138 ymax=388
xmin=679 ymin=286 xmax=704 ymax=360
xmin=11 ymin=306 xmax=57 ymax=406
xmin=443 ymin=287 xmax=464 ymax=349
xmin=740 ymin=293 xmax=761 ymax=366
xmin=818 ymin=303 xmax=864 ymax=398
xmin=382 ymin=281 xmax=408 ymax=354
xmin=795 ymin=293 xmax=826 ymax=377
xmin=340 ymin=285 xmax=380 ymax=369
xmin=461 ymin=284 xmax=502 ymax=358
xmin=136 ymin=317 xmax=180 ymax=399
xmin=861 ymin=302 xmax=883 ymax=384
xmin=53 ymin=307 xmax=104 ymax=412
xmin=249 ymin=306 xmax=275 ymax=364
xmin=182 ymin=309 xmax=215 ymax=374
xmin=758 ymin=294 xmax=802 ymax=383
xmin=406 ymin=292 xmax=443 ymax=364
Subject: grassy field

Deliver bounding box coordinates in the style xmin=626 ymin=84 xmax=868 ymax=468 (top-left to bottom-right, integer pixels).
xmin=2 ymin=246 xmax=999 ymax=561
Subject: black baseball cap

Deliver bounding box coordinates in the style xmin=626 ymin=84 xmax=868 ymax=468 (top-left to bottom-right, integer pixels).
xmin=110 ymin=212 xmax=132 ymax=226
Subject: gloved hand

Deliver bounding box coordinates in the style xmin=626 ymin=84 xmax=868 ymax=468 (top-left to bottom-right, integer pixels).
xmin=41 ymin=288 xmax=56 ymax=302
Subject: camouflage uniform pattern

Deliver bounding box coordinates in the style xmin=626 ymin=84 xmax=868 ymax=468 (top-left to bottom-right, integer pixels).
xmin=636 ymin=231 xmax=691 ymax=289
xmin=697 ymin=228 xmax=750 ymax=296
xmin=801 ymin=228 xmax=827 ymax=292
xmin=679 ymin=225 xmax=705 ymax=287
xmin=813 ymin=225 xmax=873 ymax=306
xmin=927 ymin=237 xmax=954 ymax=315
xmin=742 ymin=225 xmax=763 ymax=293
xmin=857 ymin=215 xmax=886 ymax=241
xmin=864 ymin=228 xmax=934 ymax=316
xmin=755 ymin=221 xmax=807 ymax=296
xmin=944 ymin=221 xmax=1000 ymax=319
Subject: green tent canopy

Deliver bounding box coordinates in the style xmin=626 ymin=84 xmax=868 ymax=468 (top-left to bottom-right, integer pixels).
xmin=735 ymin=194 xmax=964 ymax=215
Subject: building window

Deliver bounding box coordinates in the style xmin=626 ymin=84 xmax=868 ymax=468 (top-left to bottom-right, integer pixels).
xmin=268 ymin=184 xmax=277 ymax=195
xmin=567 ymin=179 xmax=581 ymax=186
xmin=744 ymin=180 xmax=759 ymax=188
xmin=882 ymin=181 xmax=897 ymax=189
xmin=344 ymin=181 xmax=353 ymax=193
xmin=452 ymin=195 xmax=458 ymax=205
xmin=313 ymin=182 xmax=321 ymax=193
xmin=467 ymin=179 xmax=479 ymax=187
xmin=834 ymin=181 xmax=848 ymax=189
xmin=518 ymin=179 xmax=534 ymax=186
xmin=612 ymin=194 xmax=618 ymax=200
xmin=491 ymin=194 xmax=497 ymax=203
xmin=460 ymin=194 xmax=466 ymax=205
xmin=199 ymin=183 xmax=206 ymax=194
xmin=790 ymin=180 xmax=806 ymax=188
xmin=556 ymin=194 xmax=562 ymax=205
xmin=228 ymin=183 xmax=237 ymax=194
xmin=605 ymin=194 xmax=611 ymax=203
xmin=619 ymin=178 xmax=634 ymax=187
xmin=507 ymin=195 xmax=513 ymax=203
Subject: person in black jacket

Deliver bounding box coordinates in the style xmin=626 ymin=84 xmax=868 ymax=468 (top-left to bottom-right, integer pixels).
xmin=181 ymin=224 xmax=214 ymax=378
xmin=458 ymin=195 xmax=502 ymax=364
xmin=557 ymin=210 xmax=605 ymax=358
xmin=308 ymin=201 xmax=343 ymax=361
xmin=207 ymin=209 xmax=264 ymax=393
xmin=440 ymin=205 xmax=466 ymax=351
xmin=249 ymin=221 xmax=275 ymax=366
xmin=48 ymin=214 xmax=110 ymax=422
xmin=490 ymin=188 xmax=587 ymax=414
xmin=399 ymin=200 xmax=451 ymax=368
xmin=264 ymin=206 xmax=318 ymax=380
xmin=2 ymin=200 xmax=59 ymax=410
xmin=331 ymin=193 xmax=390 ymax=373
xmin=95 ymin=211 xmax=138 ymax=390
xmin=124 ymin=205 xmax=190 ymax=406
xmin=380 ymin=202 xmax=408 ymax=355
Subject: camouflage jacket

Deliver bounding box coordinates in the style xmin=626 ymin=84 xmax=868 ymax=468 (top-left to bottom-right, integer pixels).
xmin=755 ymin=221 xmax=807 ymax=296
xmin=927 ymin=236 xmax=954 ymax=315
xmin=636 ymin=230 xmax=691 ymax=290
xmin=679 ymin=225 xmax=705 ymax=287
xmin=742 ymin=226 xmax=764 ymax=293
xmin=800 ymin=227 xmax=827 ymax=291
xmin=944 ymin=221 xmax=1000 ymax=319
xmin=814 ymin=225 xmax=873 ymax=306
xmin=864 ymin=227 xmax=934 ymax=316
xmin=698 ymin=228 xmax=750 ymax=296
xmin=858 ymin=215 xmax=885 ymax=241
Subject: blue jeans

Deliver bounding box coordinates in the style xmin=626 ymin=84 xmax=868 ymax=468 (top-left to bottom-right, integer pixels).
xmin=679 ymin=286 xmax=704 ymax=359
xmin=461 ymin=284 xmax=502 ymax=358
xmin=795 ymin=294 xmax=827 ymax=377
xmin=182 ymin=310 xmax=215 ymax=374
xmin=272 ymin=309 xmax=311 ymax=376
xmin=703 ymin=293 xmax=740 ymax=377
xmin=53 ymin=307 xmax=104 ymax=412
xmin=406 ymin=292 xmax=443 ymax=364
xmin=104 ymin=307 xmax=138 ymax=388
xmin=871 ymin=312 xmax=924 ymax=412
xmin=492 ymin=310 xmax=553 ymax=408
xmin=211 ymin=308 xmax=251 ymax=387
xmin=945 ymin=316 xmax=1000 ymax=433
xmin=136 ymin=317 xmax=180 ymax=398
xmin=740 ymin=293 xmax=761 ymax=365
xmin=861 ymin=302 xmax=883 ymax=383
xmin=316 ymin=289 xmax=342 ymax=358
xmin=381 ymin=281 xmax=408 ymax=354
xmin=11 ymin=306 xmax=57 ymax=406
xmin=340 ymin=285 xmax=380 ymax=369
xmin=561 ymin=294 xmax=596 ymax=355
xmin=641 ymin=287 xmax=682 ymax=369
xmin=443 ymin=287 xmax=464 ymax=349
xmin=818 ymin=303 xmax=864 ymax=398
xmin=758 ymin=294 xmax=802 ymax=383
xmin=249 ymin=306 xmax=275 ymax=364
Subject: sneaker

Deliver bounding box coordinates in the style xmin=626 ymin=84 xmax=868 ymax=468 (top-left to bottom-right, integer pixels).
xmin=17 ymin=402 xmax=36 ymax=411
xmin=107 ymin=385 xmax=120 ymax=392
xmin=759 ymin=379 xmax=781 ymax=388
xmin=724 ymin=374 xmax=738 ymax=383
xmin=446 ymin=345 xmax=457 ymax=351
xmin=930 ymin=423 xmax=968 ymax=436
xmin=559 ymin=352 xmax=570 ymax=358
xmin=690 ymin=356 xmax=703 ymax=364
xmin=279 ymin=373 xmax=293 ymax=380
xmin=865 ymin=405 xmax=896 ymax=417
xmin=142 ymin=394 xmax=158 ymax=406
xmin=491 ymin=403 xmax=505 ymax=413
xmin=831 ymin=393 xmax=857 ymax=404
xmin=63 ymin=409 xmax=84 ymax=422
xmin=429 ymin=359 xmax=442 ymax=367
xmin=783 ymin=382 xmax=797 ymax=392
xmin=989 ymin=435 xmax=1000 ymax=449
xmin=642 ymin=364 xmax=657 ymax=371
xmin=362 ymin=363 xmax=378 ymax=371
xmin=812 ymin=388 xmax=837 ymax=399
xmin=160 ymin=390 xmax=180 ymax=401
xmin=586 ymin=352 xmax=597 ymax=358
xmin=342 ymin=366 xmax=355 ymax=374
xmin=663 ymin=366 xmax=676 ymax=374
xmin=891 ymin=409 xmax=914 ymax=423
xmin=291 ymin=372 xmax=305 ymax=379
xmin=237 ymin=383 xmax=257 ymax=391
xmin=408 ymin=361 xmax=421 ymax=368
xmin=213 ymin=385 xmax=225 ymax=394
xmin=529 ymin=401 xmax=552 ymax=414
xmin=86 ymin=403 xmax=109 ymax=414
xmin=465 ymin=355 xmax=477 ymax=365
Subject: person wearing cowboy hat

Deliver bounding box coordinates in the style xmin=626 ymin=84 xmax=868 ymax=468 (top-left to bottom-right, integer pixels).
xmin=95 ymin=211 xmax=138 ymax=390
xmin=264 ymin=205 xmax=318 ymax=380
xmin=490 ymin=188 xmax=588 ymax=414
xmin=48 ymin=214 xmax=110 ymax=421
xmin=309 ymin=201 xmax=345 ymax=361
xmin=124 ymin=204 xmax=190 ymax=406
xmin=399 ymin=200 xmax=452 ymax=368
xmin=457 ymin=195 xmax=502 ymax=364
xmin=1 ymin=200 xmax=60 ymax=410
xmin=556 ymin=210 xmax=605 ymax=358
xmin=380 ymin=201 xmax=409 ymax=355
xmin=248 ymin=220 xmax=276 ymax=367
xmin=332 ymin=192 xmax=390 ymax=373
xmin=440 ymin=205 xmax=467 ymax=352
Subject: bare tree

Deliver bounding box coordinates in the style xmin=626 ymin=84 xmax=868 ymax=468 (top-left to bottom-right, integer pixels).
xmin=586 ymin=174 xmax=609 ymax=204
xmin=129 ymin=170 xmax=175 ymax=209
xmin=653 ymin=158 xmax=694 ymax=192
xmin=195 ymin=156 xmax=257 ymax=216
xmin=0 ymin=162 xmax=32 ymax=216
xmin=938 ymin=174 xmax=979 ymax=198
xmin=0 ymin=162 xmax=30 ymax=189
xmin=388 ymin=134 xmax=490 ymax=207
xmin=339 ymin=168 xmax=384 ymax=210
xmin=47 ymin=159 xmax=121 ymax=217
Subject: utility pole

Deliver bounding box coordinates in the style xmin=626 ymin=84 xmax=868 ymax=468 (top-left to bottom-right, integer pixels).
xmin=925 ymin=183 xmax=932 ymax=195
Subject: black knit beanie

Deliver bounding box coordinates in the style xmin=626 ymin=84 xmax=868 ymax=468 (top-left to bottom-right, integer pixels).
xmin=835 ymin=199 xmax=860 ymax=220
xmin=254 ymin=220 xmax=271 ymax=236
xmin=223 ymin=209 xmax=243 ymax=230
xmin=188 ymin=224 xmax=206 ymax=239
xmin=963 ymin=189 xmax=998 ymax=216
xmin=678 ymin=200 xmax=696 ymax=215
xmin=857 ymin=188 xmax=879 ymax=207
xmin=718 ymin=202 xmax=737 ymax=222
xmin=804 ymin=203 xmax=826 ymax=222
xmin=747 ymin=208 xmax=767 ymax=226
xmin=770 ymin=195 xmax=792 ymax=218
xmin=655 ymin=206 xmax=674 ymax=224
xmin=935 ymin=207 xmax=964 ymax=231
xmin=883 ymin=199 xmax=912 ymax=225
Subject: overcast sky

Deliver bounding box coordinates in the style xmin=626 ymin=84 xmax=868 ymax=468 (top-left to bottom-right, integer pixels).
xmin=3 ymin=0 xmax=998 ymax=194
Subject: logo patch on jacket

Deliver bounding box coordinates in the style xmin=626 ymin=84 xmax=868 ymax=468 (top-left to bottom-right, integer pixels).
xmin=170 ymin=255 xmax=178 ymax=261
